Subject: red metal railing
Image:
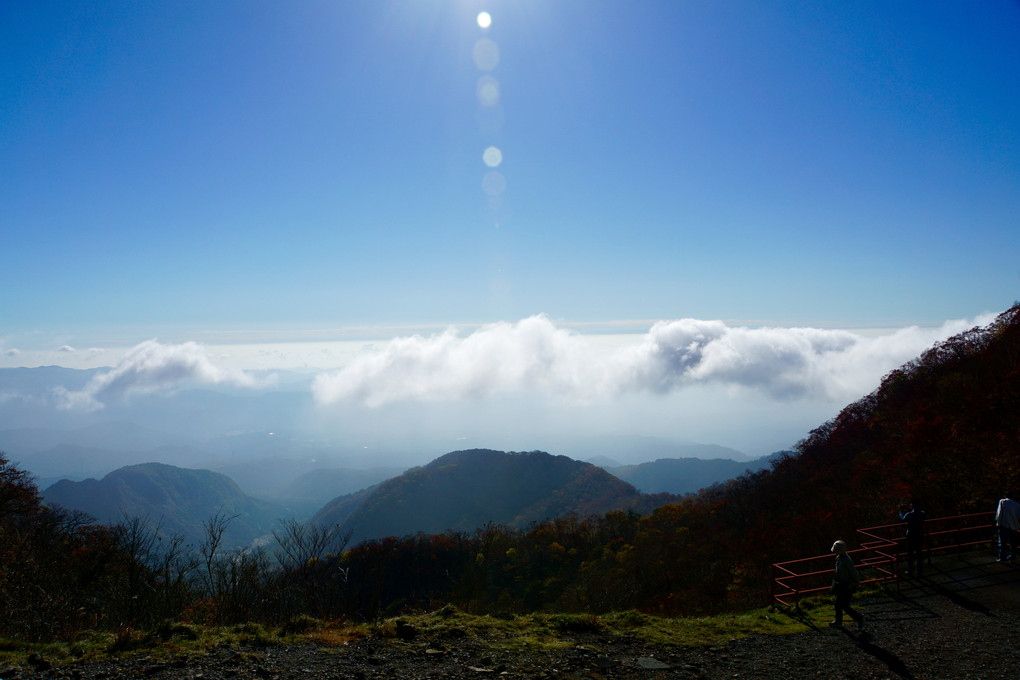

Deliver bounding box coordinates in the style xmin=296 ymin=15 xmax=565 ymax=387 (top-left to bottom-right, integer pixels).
xmin=771 ymin=512 xmax=995 ymax=607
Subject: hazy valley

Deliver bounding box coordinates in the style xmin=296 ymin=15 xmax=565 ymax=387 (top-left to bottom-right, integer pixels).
xmin=0 ymin=380 xmax=773 ymax=551
xmin=29 ymin=443 xmax=771 ymax=550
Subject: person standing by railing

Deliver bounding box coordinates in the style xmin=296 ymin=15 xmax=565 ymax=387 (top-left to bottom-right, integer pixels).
xmin=898 ymin=498 xmax=926 ymax=577
xmin=995 ymin=492 xmax=1020 ymax=562
xmin=828 ymin=540 xmax=865 ymax=632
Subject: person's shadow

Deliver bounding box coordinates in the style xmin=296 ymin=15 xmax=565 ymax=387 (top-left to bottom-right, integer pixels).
xmin=841 ymin=628 xmax=915 ymax=680
xmin=919 ymin=576 xmax=994 ymax=615
xmin=783 ymin=601 xmax=919 ymax=678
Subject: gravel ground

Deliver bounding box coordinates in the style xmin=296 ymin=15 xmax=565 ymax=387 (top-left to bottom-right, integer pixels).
xmin=6 ymin=553 xmax=1019 ymax=680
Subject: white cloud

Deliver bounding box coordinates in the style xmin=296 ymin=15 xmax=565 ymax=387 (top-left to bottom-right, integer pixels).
xmin=58 ymin=344 xmax=76 ymax=353
xmin=56 ymin=339 xmax=262 ymax=411
xmin=4 ymin=348 xmax=20 ymax=358
xmin=313 ymin=314 xmax=994 ymax=408
xmin=313 ymin=316 xmax=595 ymax=407
xmin=612 ymin=320 xmax=857 ymax=399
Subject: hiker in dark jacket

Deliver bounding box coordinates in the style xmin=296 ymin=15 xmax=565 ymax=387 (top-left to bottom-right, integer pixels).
xmin=898 ymin=499 xmax=926 ymax=576
xmin=829 ymin=540 xmax=865 ymax=630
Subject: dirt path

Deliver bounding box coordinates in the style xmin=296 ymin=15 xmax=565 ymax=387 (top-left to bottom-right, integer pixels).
xmin=695 ymin=552 xmax=1020 ymax=679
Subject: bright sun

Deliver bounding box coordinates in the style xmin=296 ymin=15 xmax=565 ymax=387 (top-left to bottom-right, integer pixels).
xmin=476 ymin=12 xmax=492 ymax=29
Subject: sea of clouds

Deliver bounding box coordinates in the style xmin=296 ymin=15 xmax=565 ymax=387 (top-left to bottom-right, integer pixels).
xmin=50 ymin=314 xmax=994 ymax=413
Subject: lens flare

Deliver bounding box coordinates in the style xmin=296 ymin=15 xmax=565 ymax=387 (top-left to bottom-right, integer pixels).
xmin=473 ymin=38 xmax=500 ymax=71
xmin=482 ymin=170 xmax=506 ymax=196
xmin=476 ymin=104 xmax=504 ymax=135
xmin=476 ymin=75 xmax=500 ymax=106
xmin=483 ymin=146 xmax=503 ymax=168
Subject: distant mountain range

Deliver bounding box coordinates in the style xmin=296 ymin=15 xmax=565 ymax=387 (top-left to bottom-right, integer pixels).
xmin=563 ymin=438 xmax=756 ymax=465
xmin=41 ymin=462 xmax=286 ymax=549
xmin=603 ymin=453 xmax=782 ymax=495
xmin=5 ymin=372 xmax=780 ymax=551
xmin=0 ymin=421 xmax=403 ymax=511
xmin=1 ymin=417 xmax=763 ymax=511
xmin=34 ymin=446 xmax=775 ymax=551
xmin=313 ymin=449 xmax=681 ymax=545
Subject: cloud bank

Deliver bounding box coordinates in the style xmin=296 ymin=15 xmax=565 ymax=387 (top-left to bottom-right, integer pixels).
xmin=57 ymin=339 xmax=261 ymax=411
xmin=313 ymin=315 xmax=992 ymax=408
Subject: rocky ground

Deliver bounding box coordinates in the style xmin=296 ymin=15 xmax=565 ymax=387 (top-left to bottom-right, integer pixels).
xmin=5 ymin=553 xmax=1019 ymax=680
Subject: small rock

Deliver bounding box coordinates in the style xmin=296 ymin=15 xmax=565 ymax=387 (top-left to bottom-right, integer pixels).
xmin=395 ymin=619 xmax=417 ymax=641
xmin=636 ymin=656 xmax=670 ymax=670
xmin=27 ymin=653 xmax=50 ymax=670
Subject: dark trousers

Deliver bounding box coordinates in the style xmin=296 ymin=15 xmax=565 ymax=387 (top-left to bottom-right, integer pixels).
xmin=904 ymin=536 xmax=923 ymax=575
xmin=833 ymin=588 xmax=863 ymax=626
xmin=998 ymin=527 xmax=1018 ymax=561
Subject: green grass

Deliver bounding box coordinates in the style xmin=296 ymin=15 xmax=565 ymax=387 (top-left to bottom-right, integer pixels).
xmin=0 ymin=621 xmax=301 ymax=669
xmin=0 ymin=598 xmax=856 ymax=669
xmin=357 ymin=602 xmax=822 ymax=652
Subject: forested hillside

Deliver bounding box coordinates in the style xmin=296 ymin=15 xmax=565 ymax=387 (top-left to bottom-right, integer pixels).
xmin=314 ymin=449 xmax=676 ymax=544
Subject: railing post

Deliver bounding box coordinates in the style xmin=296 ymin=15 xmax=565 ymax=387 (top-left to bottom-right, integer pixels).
xmin=769 ymin=563 xmax=775 ymax=606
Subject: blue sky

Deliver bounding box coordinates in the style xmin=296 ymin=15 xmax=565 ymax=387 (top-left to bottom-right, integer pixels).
xmin=4 ymin=0 xmax=1017 ymax=342
xmin=1 ymin=2 xmax=1018 ymax=458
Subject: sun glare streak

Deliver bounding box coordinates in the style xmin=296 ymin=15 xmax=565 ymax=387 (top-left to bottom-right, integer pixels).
xmin=472 ymin=10 xmax=507 ymax=209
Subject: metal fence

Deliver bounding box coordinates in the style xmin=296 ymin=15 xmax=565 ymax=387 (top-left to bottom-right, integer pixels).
xmin=770 ymin=512 xmax=996 ymax=607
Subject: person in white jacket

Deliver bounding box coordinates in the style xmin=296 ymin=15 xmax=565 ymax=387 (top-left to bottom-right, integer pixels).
xmin=996 ymin=492 xmax=1020 ymax=562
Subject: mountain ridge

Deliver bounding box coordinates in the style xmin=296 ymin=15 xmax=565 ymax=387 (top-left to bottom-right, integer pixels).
xmin=602 ymin=455 xmax=778 ymax=495
xmin=42 ymin=462 xmax=285 ymax=549
xmin=314 ymin=448 xmax=679 ymax=544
